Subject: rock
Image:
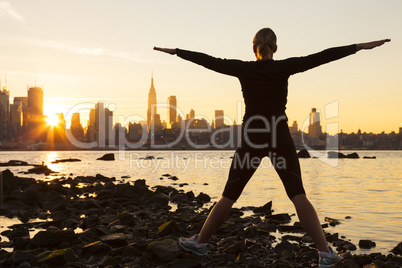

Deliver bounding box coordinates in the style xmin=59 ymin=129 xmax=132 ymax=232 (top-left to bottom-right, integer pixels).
xmin=359 ymin=239 xmax=376 ymax=249
xmin=96 ymin=153 xmax=115 ymax=161
xmin=333 ymin=258 xmax=359 ymax=267
xmin=363 ymin=156 xmax=376 ymax=159
xmin=147 ymin=238 xmax=180 ymax=262
xmin=38 ymin=248 xmax=78 ymax=266
xmin=115 ymin=212 xmax=135 ymax=226
xmin=158 ymin=220 xmax=179 ymax=236
xmin=222 ymin=241 xmax=244 ymax=254
xmin=328 ymin=151 xmax=347 ymax=158
xmin=253 ymin=201 xmax=272 ymax=214
xmin=100 ymin=233 xmax=128 ymax=247
xmin=325 ymin=217 xmax=341 ymax=226
xmin=346 ymin=153 xmax=359 ymax=159
xmin=51 ymin=158 xmax=81 ymax=163
xmin=172 ymin=193 xmax=189 ymax=203
xmin=32 ymin=230 xmax=76 ymax=248
xmin=1 ymin=227 xmax=29 ymax=240
xmin=99 ymin=255 xmax=119 ymax=267
xmin=352 ymin=254 xmax=373 ymax=266
xmin=27 ymin=165 xmax=57 ymax=174
xmin=168 ymin=175 xmax=179 ymax=181
xmin=327 ymin=151 xmax=359 ymax=159
xmin=297 ymin=149 xmax=311 ymax=158
xmin=82 ymin=241 xmax=111 ymax=254
xmin=169 ymin=259 xmax=202 ymax=268
xmin=0 ymin=160 xmax=29 ymax=166
xmin=273 ymin=240 xmax=299 ymax=255
xmin=146 ymin=193 xmax=170 ymax=207
xmin=266 ymin=213 xmax=291 ymax=223
xmin=10 ymin=251 xmax=34 ymax=264
xmin=391 ymin=241 xmax=402 ymax=255
xmin=16 ymin=260 xmax=31 ymax=268
xmin=134 ymin=179 xmax=146 ymax=186
xmin=195 ymin=192 xmax=211 ymax=203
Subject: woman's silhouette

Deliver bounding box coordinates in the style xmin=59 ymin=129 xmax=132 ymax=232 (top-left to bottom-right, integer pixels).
xmin=154 ymin=28 xmax=389 ymax=267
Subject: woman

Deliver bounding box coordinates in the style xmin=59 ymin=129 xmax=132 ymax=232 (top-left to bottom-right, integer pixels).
xmin=154 ymin=28 xmax=389 ymax=267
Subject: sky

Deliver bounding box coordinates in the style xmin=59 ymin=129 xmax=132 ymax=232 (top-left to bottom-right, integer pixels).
xmin=0 ymin=0 xmax=401 ymax=133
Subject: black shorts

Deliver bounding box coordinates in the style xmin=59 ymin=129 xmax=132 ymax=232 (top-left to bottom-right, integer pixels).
xmin=222 ymin=113 xmax=306 ymax=201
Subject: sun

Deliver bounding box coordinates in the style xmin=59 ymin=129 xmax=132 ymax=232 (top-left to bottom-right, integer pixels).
xmin=47 ymin=114 xmax=59 ymax=126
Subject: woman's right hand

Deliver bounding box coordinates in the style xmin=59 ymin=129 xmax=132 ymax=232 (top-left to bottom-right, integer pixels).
xmin=153 ymin=47 xmax=177 ymax=55
xmin=356 ymin=39 xmax=391 ymax=51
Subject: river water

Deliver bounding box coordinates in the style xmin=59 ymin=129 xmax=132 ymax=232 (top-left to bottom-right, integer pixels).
xmin=0 ymin=150 xmax=401 ymax=255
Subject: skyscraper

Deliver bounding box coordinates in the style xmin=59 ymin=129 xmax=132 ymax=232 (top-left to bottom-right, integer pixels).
xmin=0 ymin=87 xmax=9 ymax=141
xmin=214 ymin=110 xmax=224 ymax=129
xmin=147 ymin=74 xmax=157 ymax=128
xmin=27 ymin=86 xmax=44 ymax=138
xmin=9 ymin=103 xmax=22 ymax=139
xmin=70 ymin=112 xmax=84 ymax=141
xmin=308 ymin=108 xmax=322 ymax=139
xmin=93 ymin=102 xmax=113 ymax=146
xmin=167 ymin=95 xmax=177 ymax=128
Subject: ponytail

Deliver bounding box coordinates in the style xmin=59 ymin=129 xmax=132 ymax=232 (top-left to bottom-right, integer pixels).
xmin=253 ymin=28 xmax=277 ymax=60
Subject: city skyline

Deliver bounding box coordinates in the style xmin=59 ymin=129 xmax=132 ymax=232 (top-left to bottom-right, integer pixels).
xmin=0 ymin=73 xmax=401 ymax=150
xmin=0 ymin=1 xmax=401 ymax=134
xmin=1 ymin=73 xmax=401 ymax=136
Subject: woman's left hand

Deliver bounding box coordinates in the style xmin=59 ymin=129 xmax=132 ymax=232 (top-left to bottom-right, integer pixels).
xmin=153 ymin=47 xmax=176 ymax=55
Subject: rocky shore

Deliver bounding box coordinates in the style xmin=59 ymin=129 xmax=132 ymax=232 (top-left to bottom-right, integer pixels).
xmin=0 ymin=170 xmax=401 ymax=267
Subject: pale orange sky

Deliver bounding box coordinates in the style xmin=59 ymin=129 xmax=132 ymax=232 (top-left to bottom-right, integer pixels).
xmin=0 ymin=1 xmax=401 ymax=133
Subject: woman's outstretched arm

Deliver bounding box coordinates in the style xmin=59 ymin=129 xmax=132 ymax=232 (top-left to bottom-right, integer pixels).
xmin=153 ymin=47 xmax=245 ymax=77
xmin=278 ymin=38 xmax=391 ymax=76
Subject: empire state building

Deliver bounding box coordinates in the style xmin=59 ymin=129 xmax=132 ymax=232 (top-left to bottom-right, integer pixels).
xmin=147 ymin=74 xmax=157 ymax=128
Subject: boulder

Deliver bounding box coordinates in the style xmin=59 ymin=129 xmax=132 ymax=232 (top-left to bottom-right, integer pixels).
xmin=27 ymin=165 xmax=57 ymax=174
xmin=82 ymin=241 xmax=111 ymax=254
xmin=51 ymin=158 xmax=81 ymax=163
xmin=96 ymin=153 xmax=115 ymax=161
xmin=0 ymin=160 xmax=29 ymax=166
xmin=38 ymin=248 xmax=77 ymax=266
xmin=297 ymin=149 xmax=311 ymax=158
xmin=147 ymin=238 xmax=180 ymax=262
xmin=100 ymin=233 xmax=128 ymax=247
xmin=266 ymin=213 xmax=291 ymax=223
xmin=391 ymin=241 xmax=402 ymax=255
xmin=328 ymin=151 xmax=347 ymax=158
xmin=99 ymin=255 xmax=119 ymax=267
xmin=359 ymin=239 xmax=376 ymax=249
xmin=352 ymin=254 xmax=373 ymax=266
xmin=196 ymin=192 xmax=211 ymax=203
xmin=169 ymin=259 xmax=202 ymax=268
xmin=32 ymin=230 xmax=76 ymax=248
xmin=172 ymin=193 xmax=189 ymax=204
xmin=346 ymin=153 xmax=359 ymax=159
xmin=333 ymin=258 xmax=359 ymax=267
xmin=253 ymin=201 xmax=272 ymax=214
xmin=10 ymin=250 xmax=34 ymax=264
xmin=158 ymin=220 xmax=179 ymax=236
xmin=325 ymin=217 xmax=341 ymax=226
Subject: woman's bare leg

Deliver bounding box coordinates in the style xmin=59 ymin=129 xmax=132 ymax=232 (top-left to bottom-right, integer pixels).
xmin=197 ymin=196 xmax=235 ymax=244
xmin=291 ymin=194 xmax=330 ymax=253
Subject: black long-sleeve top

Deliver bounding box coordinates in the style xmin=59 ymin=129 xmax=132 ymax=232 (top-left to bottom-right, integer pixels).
xmin=176 ymin=44 xmax=357 ymax=116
